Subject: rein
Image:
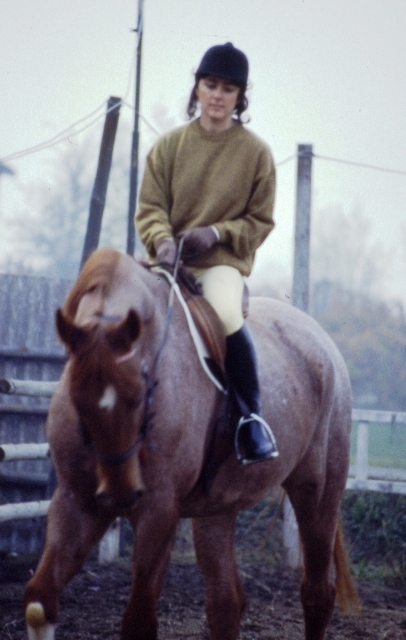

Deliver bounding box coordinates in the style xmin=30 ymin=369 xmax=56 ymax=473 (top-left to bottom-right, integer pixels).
xmin=89 ymin=240 xmax=185 ymax=466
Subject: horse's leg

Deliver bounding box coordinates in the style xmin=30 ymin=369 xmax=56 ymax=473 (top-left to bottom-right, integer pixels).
xmin=24 ymin=487 xmax=111 ymax=640
xmin=285 ymin=482 xmax=342 ymax=640
xmin=121 ymin=506 xmax=179 ymax=640
xmin=192 ymin=512 xmax=246 ymax=640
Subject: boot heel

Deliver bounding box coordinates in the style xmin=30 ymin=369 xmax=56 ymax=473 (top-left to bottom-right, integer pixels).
xmin=235 ymin=414 xmax=279 ymax=465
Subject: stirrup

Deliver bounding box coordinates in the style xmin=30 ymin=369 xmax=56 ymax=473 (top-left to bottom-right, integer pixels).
xmin=235 ymin=413 xmax=279 ymax=465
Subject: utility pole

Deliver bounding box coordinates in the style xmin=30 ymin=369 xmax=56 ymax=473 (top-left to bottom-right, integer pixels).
xmin=126 ymin=0 xmax=144 ymax=256
xmin=292 ymin=144 xmax=313 ymax=313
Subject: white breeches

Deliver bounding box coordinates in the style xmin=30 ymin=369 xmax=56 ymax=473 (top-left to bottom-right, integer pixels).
xmin=191 ymin=265 xmax=244 ymax=336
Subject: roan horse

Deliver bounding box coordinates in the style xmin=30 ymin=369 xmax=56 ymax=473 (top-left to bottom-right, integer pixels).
xmin=24 ymin=247 xmax=359 ymax=640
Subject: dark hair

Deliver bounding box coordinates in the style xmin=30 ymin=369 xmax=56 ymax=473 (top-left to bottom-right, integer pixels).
xmin=186 ymin=75 xmax=249 ymax=123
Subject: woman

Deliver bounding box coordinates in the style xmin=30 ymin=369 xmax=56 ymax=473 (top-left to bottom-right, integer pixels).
xmin=136 ymin=42 xmax=279 ymax=464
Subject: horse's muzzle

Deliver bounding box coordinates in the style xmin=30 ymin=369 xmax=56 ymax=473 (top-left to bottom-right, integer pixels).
xmin=95 ymin=460 xmax=146 ymax=511
xmin=95 ymin=486 xmax=145 ymax=510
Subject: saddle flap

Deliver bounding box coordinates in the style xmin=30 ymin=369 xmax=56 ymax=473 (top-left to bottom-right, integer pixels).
xmin=180 ymin=288 xmax=226 ymax=376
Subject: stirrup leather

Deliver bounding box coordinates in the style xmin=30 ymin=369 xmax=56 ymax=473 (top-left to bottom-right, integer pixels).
xmin=235 ymin=413 xmax=279 ymax=465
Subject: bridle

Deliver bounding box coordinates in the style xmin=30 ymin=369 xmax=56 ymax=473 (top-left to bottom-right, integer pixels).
xmin=84 ymin=239 xmax=185 ymax=467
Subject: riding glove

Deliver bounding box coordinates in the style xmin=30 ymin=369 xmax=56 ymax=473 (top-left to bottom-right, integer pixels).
xmin=177 ymin=226 xmax=218 ymax=258
xmin=156 ymin=237 xmax=177 ymax=267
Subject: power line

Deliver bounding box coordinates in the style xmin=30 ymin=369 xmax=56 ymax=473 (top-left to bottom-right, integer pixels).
xmin=275 ymin=153 xmax=296 ymax=167
xmin=2 ymin=106 xmax=406 ymax=179
xmin=314 ymin=152 xmax=406 ymax=176
xmin=276 ymin=149 xmax=406 ymax=176
xmin=0 ymin=100 xmax=109 ymax=164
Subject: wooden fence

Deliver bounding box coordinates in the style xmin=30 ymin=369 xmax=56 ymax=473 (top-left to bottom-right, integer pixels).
xmin=0 ymin=273 xmax=71 ymax=554
xmin=1 ymin=378 xmax=405 ymax=567
xmin=0 ymin=378 xmax=119 ymax=563
xmin=283 ymin=408 xmax=406 ymax=568
xmin=346 ymin=409 xmax=406 ymax=494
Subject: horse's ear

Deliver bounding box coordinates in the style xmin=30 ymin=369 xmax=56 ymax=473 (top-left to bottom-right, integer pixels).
xmin=106 ymin=308 xmax=141 ymax=354
xmin=56 ymin=308 xmax=88 ymax=353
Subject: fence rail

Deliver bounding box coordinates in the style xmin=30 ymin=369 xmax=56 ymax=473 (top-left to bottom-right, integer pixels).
xmin=347 ymin=408 xmax=406 ymax=495
xmin=2 ymin=378 xmax=406 ymax=565
xmin=0 ymin=377 xmax=119 ymax=562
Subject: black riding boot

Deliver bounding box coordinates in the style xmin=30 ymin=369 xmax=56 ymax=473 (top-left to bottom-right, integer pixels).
xmin=225 ymin=325 xmax=279 ymax=464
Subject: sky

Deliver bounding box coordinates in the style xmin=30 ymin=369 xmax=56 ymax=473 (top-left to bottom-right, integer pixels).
xmin=1 ymin=0 xmax=406 ymax=299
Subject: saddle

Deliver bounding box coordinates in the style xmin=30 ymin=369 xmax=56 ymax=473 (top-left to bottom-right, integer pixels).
xmin=163 ymin=265 xmax=249 ymax=388
xmin=176 ymin=267 xmax=226 ymax=376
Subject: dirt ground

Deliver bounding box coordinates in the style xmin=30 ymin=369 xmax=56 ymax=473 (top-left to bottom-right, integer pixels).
xmin=1 ymin=511 xmax=406 ymax=640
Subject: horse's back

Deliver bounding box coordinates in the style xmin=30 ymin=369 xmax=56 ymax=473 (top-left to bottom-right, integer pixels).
xmin=249 ymin=296 xmax=351 ymax=411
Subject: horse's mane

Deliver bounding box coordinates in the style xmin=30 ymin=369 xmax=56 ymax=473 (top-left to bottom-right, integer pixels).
xmin=64 ymin=248 xmax=121 ymax=320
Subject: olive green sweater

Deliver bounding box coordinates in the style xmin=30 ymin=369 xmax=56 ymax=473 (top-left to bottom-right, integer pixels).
xmin=136 ymin=118 xmax=276 ymax=276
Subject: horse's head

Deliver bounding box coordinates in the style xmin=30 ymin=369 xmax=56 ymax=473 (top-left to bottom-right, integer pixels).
xmin=56 ymin=307 xmax=148 ymax=511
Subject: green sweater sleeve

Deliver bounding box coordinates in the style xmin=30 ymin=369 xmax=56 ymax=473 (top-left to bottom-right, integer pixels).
xmin=136 ymin=140 xmax=173 ymax=257
xmin=213 ymin=148 xmax=276 ymax=258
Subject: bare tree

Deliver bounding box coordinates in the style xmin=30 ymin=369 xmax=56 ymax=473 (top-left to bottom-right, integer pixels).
xmin=1 ymin=122 xmax=132 ymax=279
xmin=310 ymin=204 xmax=394 ymax=298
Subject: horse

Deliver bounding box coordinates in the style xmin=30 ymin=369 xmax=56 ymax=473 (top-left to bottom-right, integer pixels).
xmin=24 ymin=247 xmax=359 ymax=640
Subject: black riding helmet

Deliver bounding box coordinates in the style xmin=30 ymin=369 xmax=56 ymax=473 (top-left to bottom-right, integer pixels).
xmin=195 ymin=42 xmax=249 ymax=87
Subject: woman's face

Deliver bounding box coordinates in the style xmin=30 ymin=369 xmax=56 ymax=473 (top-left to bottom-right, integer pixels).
xmin=196 ymin=76 xmax=240 ymax=131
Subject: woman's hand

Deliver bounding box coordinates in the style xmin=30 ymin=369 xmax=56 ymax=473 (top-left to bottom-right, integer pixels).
xmin=177 ymin=226 xmax=218 ymax=258
xmin=156 ymin=237 xmax=177 ymax=267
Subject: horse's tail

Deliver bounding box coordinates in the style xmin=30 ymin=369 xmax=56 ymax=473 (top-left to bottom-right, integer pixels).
xmin=334 ymin=515 xmax=361 ymax=614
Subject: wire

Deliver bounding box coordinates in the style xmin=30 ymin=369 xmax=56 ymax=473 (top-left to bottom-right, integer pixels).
xmin=3 ymin=99 xmax=406 ymax=179
xmin=314 ymin=152 xmax=406 ymax=176
xmin=0 ymin=100 xmax=121 ymax=164
xmin=275 ymin=149 xmax=406 ymax=176
xmin=275 ymin=153 xmax=296 ymax=167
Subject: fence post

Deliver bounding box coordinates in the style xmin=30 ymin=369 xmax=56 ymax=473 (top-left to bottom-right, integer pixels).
xmin=80 ymin=96 xmax=121 ymax=269
xmin=283 ymin=497 xmax=302 ymax=568
xmin=355 ymin=420 xmax=369 ymax=481
xmin=282 ymin=144 xmax=314 ymax=569
xmin=292 ymin=144 xmax=313 ymax=312
xmin=98 ymin=518 xmax=121 ymax=563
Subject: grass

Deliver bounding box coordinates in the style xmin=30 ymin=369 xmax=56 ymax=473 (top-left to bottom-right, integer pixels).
xmin=350 ymin=421 xmax=406 ymax=469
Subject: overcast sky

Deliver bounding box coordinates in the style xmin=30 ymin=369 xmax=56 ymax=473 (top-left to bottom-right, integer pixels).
xmin=1 ymin=1 xmax=405 ymax=297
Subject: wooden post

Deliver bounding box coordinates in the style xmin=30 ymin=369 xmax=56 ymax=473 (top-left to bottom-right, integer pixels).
xmin=284 ymin=144 xmax=313 ymax=569
xmin=283 ymin=497 xmax=302 ymax=568
xmin=292 ymin=144 xmax=313 ymax=311
xmin=98 ymin=518 xmax=121 ymax=563
xmin=355 ymin=420 xmax=369 ymax=481
xmin=80 ymin=96 xmax=121 ymax=269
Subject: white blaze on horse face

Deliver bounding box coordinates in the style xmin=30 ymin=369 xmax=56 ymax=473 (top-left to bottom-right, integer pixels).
xmin=98 ymin=385 xmax=117 ymax=411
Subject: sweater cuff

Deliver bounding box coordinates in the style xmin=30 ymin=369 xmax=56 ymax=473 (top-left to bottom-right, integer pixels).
xmin=153 ymin=234 xmax=174 ymax=253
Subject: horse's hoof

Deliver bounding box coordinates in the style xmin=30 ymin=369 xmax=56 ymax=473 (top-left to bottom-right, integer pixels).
xmin=26 ymin=602 xmax=55 ymax=640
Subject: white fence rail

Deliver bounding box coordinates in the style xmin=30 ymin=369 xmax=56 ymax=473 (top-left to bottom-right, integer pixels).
xmin=2 ymin=378 xmax=406 ymax=566
xmin=0 ymin=378 xmax=118 ymax=562
xmin=347 ymin=409 xmax=406 ymax=495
